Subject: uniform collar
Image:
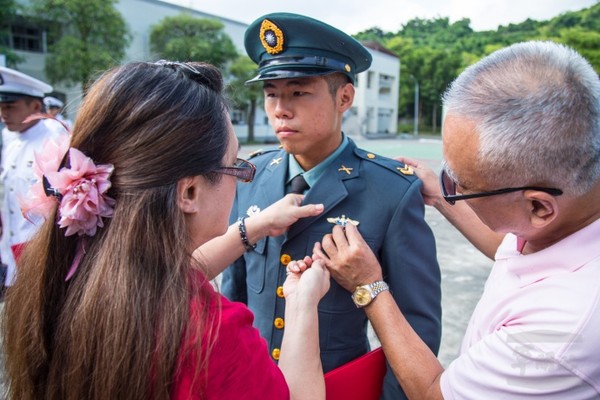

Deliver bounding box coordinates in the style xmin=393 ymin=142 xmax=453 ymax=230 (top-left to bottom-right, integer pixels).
xmin=287 ymin=134 xmax=349 ymax=187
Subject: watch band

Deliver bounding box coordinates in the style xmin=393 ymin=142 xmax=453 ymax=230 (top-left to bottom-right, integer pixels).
xmin=369 ymin=280 xmax=389 ymax=298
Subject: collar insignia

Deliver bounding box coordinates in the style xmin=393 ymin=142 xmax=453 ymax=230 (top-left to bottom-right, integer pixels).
xmin=338 ymin=165 xmax=353 ymax=175
xmin=270 ymin=157 xmax=283 ymax=166
xmin=397 ymin=165 xmax=414 ymax=175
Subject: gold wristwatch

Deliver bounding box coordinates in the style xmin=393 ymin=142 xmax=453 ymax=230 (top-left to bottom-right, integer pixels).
xmin=352 ymin=281 xmax=389 ymax=308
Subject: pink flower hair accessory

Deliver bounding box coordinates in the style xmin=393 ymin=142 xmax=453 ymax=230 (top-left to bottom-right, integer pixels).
xmin=45 ymin=148 xmax=116 ymax=237
xmin=22 ymin=138 xmax=116 ymax=237
xmin=20 ymin=130 xmax=116 ymax=280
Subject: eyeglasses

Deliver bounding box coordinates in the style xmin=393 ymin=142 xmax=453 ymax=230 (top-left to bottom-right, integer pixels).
xmin=440 ymin=169 xmax=563 ymax=205
xmin=212 ymin=158 xmax=256 ymax=183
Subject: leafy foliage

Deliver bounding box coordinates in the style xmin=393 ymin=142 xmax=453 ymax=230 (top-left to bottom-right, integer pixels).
xmin=227 ymin=55 xmax=262 ymax=142
xmin=32 ymin=0 xmax=130 ymax=93
xmin=149 ymin=14 xmax=237 ymax=68
xmin=0 ymin=0 xmax=24 ymax=66
xmin=354 ymin=2 xmax=600 ymax=132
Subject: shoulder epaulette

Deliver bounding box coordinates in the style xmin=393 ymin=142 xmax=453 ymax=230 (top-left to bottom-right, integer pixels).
xmin=246 ymin=147 xmax=280 ymax=160
xmin=354 ymin=148 xmax=416 ymax=179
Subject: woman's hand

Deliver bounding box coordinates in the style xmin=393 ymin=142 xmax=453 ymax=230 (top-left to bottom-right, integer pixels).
xmin=284 ymin=256 xmax=330 ymax=307
xmin=248 ymin=194 xmax=324 ymax=239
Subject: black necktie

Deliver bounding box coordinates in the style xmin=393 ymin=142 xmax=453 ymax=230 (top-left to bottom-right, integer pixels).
xmin=290 ymin=174 xmax=309 ymax=194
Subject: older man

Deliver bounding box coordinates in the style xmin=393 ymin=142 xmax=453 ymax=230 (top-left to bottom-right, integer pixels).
xmin=313 ymin=41 xmax=600 ymax=399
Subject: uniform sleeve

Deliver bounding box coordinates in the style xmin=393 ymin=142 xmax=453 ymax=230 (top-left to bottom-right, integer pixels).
xmin=220 ymin=190 xmax=248 ymax=304
xmin=381 ymin=178 xmax=442 ymax=400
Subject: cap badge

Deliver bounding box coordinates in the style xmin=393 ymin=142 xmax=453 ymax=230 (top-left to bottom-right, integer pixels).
xmin=344 ymin=64 xmax=351 ymax=72
xmin=327 ymin=215 xmax=359 ymax=227
xmin=247 ymin=205 xmax=261 ymax=217
xmin=260 ymin=19 xmax=285 ymax=55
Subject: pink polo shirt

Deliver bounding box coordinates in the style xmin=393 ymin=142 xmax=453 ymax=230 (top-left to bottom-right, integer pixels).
xmin=440 ymin=218 xmax=600 ymax=399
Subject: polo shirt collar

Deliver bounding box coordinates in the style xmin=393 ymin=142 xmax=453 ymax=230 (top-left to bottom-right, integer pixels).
xmin=495 ymin=217 xmax=600 ymax=287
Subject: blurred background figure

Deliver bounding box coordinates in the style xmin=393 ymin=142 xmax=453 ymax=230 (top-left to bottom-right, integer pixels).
xmin=44 ymin=96 xmax=73 ymax=130
xmin=0 ymin=66 xmax=68 ymax=295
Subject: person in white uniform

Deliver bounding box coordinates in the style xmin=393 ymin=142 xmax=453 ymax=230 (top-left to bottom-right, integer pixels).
xmin=44 ymin=96 xmax=73 ymax=130
xmin=0 ymin=67 xmax=68 ymax=291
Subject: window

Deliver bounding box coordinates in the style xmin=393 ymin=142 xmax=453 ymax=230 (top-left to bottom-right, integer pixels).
xmin=367 ymin=71 xmax=374 ymax=89
xmin=11 ymin=24 xmax=45 ymax=52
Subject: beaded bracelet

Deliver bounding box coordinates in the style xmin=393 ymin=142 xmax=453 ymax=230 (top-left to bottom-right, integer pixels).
xmin=237 ymin=217 xmax=256 ymax=251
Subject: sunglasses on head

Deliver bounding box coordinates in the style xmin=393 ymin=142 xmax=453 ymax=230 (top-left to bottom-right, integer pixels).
xmin=439 ymin=169 xmax=563 ymax=205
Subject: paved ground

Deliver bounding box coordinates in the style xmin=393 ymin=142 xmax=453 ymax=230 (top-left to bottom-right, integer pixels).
xmin=238 ymin=135 xmax=493 ymax=367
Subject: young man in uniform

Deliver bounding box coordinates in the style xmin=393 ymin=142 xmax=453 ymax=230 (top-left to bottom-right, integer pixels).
xmin=0 ymin=67 xmax=68 ymax=291
xmin=221 ymin=13 xmax=441 ymax=399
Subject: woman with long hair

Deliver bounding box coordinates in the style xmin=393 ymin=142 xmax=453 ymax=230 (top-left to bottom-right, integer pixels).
xmin=3 ymin=61 xmax=328 ymax=400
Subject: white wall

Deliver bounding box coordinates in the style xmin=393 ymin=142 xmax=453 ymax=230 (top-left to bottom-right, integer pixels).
xmin=352 ymin=48 xmax=400 ymax=136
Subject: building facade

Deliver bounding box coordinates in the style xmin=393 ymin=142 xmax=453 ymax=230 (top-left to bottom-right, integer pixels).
xmin=4 ymin=0 xmax=400 ymax=139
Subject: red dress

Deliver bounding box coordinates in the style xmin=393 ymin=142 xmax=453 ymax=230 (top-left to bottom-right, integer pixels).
xmin=172 ymin=275 xmax=290 ymax=399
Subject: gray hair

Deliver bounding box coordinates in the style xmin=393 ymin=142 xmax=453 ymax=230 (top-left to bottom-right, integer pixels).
xmin=443 ymin=41 xmax=600 ymax=195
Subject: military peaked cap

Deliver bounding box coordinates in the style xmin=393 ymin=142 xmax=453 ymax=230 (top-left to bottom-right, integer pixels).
xmin=0 ymin=66 xmax=53 ymax=102
xmin=245 ymin=12 xmax=372 ymax=84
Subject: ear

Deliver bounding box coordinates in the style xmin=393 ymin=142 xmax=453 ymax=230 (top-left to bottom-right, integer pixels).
xmin=32 ymin=99 xmax=43 ymax=113
xmin=524 ymin=191 xmax=559 ymax=228
xmin=337 ymin=83 xmax=354 ymax=112
xmin=176 ymin=176 xmax=203 ymax=214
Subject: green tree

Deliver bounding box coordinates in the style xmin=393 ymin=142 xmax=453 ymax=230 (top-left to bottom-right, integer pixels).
xmin=387 ymin=35 xmax=462 ymax=131
xmin=539 ymin=3 xmax=600 ymax=73
xmin=353 ymin=27 xmax=393 ymax=44
xmin=553 ymin=27 xmax=600 ymax=74
xmin=32 ymin=0 xmax=130 ymax=94
xmin=150 ymin=14 xmax=237 ymax=68
xmin=353 ymin=2 xmax=599 ymax=134
xmin=0 ymin=0 xmax=24 ymax=67
xmin=227 ymin=55 xmax=262 ymax=143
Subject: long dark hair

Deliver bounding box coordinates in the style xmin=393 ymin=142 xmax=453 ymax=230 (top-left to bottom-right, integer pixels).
xmin=3 ymin=61 xmax=230 ymax=400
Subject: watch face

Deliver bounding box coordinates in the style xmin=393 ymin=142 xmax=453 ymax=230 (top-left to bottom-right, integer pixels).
xmin=353 ymin=287 xmax=372 ymax=306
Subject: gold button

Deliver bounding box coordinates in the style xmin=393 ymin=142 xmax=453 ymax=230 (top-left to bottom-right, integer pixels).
xmin=367 ymin=153 xmax=375 ymax=159
xmin=276 ymin=286 xmax=284 ymax=298
xmin=280 ymin=254 xmax=291 ymax=266
xmin=274 ymin=317 xmax=284 ymax=329
xmin=272 ymin=348 xmax=280 ymax=360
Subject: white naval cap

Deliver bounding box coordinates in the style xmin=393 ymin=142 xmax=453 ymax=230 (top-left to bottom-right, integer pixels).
xmin=44 ymin=96 xmax=64 ymax=109
xmin=0 ymin=66 xmax=53 ymax=102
